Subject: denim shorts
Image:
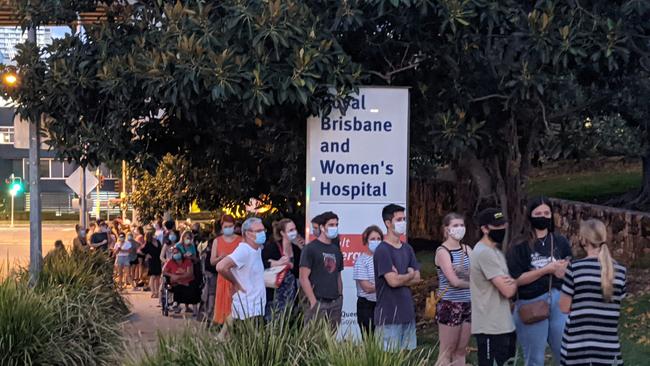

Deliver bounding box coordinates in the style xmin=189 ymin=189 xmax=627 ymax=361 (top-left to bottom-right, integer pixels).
xmin=376 ymin=321 xmax=417 ymax=351
xmin=115 ymin=255 xmax=130 ymax=267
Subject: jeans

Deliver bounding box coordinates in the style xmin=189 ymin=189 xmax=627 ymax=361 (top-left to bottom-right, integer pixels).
xmin=356 ymin=297 xmax=376 ymax=337
xmin=377 ymin=321 xmax=417 ymax=351
xmin=513 ymin=288 xmax=567 ymax=366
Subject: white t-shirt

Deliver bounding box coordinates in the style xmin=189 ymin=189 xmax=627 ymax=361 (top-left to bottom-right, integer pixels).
xmin=114 ymin=241 xmax=132 ymax=257
xmin=228 ymin=242 xmax=266 ymax=320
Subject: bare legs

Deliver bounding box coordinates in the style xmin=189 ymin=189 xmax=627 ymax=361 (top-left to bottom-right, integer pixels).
xmin=437 ymin=322 xmax=471 ymax=366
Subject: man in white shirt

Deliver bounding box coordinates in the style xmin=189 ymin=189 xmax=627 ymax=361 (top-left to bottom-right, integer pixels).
xmin=216 ymin=217 xmax=267 ymax=321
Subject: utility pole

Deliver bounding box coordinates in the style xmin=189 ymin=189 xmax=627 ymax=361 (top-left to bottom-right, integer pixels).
xmin=80 ymin=166 xmax=87 ymax=228
xmin=121 ymin=160 xmax=127 ymax=220
xmin=27 ymin=26 xmax=42 ymax=286
xmin=96 ymin=168 xmax=101 ymax=221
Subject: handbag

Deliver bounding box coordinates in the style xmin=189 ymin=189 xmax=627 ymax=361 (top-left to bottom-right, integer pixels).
xmin=518 ymin=235 xmax=554 ymax=324
xmin=263 ymin=242 xmax=291 ymax=289
xmin=264 ymin=265 xmax=289 ymax=288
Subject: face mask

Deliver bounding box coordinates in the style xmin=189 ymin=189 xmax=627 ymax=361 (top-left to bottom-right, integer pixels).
xmin=254 ymin=231 xmax=266 ymax=245
xmin=127 ymin=235 xmax=134 ymax=241
xmin=287 ymin=230 xmax=298 ymax=241
xmin=530 ymin=216 xmax=552 ymax=231
xmin=368 ymin=240 xmax=381 ymax=253
xmin=326 ymin=226 xmax=338 ymax=239
xmin=311 ymin=226 xmax=320 ymax=238
xmin=449 ymin=226 xmax=466 ymax=241
xmin=223 ymin=227 xmax=234 ymax=236
xmin=488 ymin=229 xmax=507 ymax=244
xmin=172 ymin=253 xmax=182 ymax=261
xmin=394 ymin=220 xmax=407 ymax=235
xmin=169 ymin=234 xmax=177 ymax=243
xmin=79 ymin=230 xmax=86 ymax=236
xmin=184 ymin=238 xmax=192 ymax=245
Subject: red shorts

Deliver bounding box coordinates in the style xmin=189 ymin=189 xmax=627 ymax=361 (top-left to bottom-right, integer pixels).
xmin=435 ymin=300 xmax=471 ymax=326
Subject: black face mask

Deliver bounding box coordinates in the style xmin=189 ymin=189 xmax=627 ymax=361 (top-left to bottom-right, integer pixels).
xmin=530 ymin=216 xmax=552 ymax=230
xmin=488 ymin=229 xmax=507 ymax=244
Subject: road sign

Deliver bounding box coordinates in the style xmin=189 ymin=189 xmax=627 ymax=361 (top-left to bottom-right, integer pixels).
xmin=65 ymin=167 xmax=99 ymax=196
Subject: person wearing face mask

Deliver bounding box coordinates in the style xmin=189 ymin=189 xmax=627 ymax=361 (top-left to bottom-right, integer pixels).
xmin=299 ymin=211 xmax=344 ymax=329
xmin=163 ymin=246 xmax=195 ymax=314
xmin=470 ymin=208 xmax=518 ymax=366
xmin=374 ymin=204 xmax=421 ymax=351
xmin=506 ymin=196 xmax=572 ymax=366
xmin=174 ymin=230 xmax=202 ymax=313
xmin=353 ymin=225 xmax=383 ymax=337
xmin=211 ymin=214 xmax=242 ymax=325
xmin=216 ymin=217 xmax=267 ymax=321
xmin=114 ymin=232 xmax=132 ymax=289
xmin=262 ymin=218 xmax=302 ymax=321
xmin=434 ymin=213 xmax=472 ymax=366
xmin=72 ymin=224 xmax=89 ymax=251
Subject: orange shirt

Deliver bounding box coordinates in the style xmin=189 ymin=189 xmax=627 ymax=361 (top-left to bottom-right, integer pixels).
xmin=213 ymin=235 xmax=241 ymax=324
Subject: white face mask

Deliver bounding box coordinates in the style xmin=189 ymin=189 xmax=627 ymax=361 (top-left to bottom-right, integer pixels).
xmin=287 ymin=230 xmax=298 ymax=241
xmin=448 ymin=226 xmax=466 ymax=241
xmin=394 ymin=220 xmax=407 ymax=235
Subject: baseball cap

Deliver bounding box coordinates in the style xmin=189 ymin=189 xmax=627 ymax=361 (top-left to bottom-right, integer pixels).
xmin=477 ymin=208 xmax=507 ymax=227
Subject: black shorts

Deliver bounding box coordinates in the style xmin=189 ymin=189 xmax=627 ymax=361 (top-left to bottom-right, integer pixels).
xmin=475 ymin=332 xmax=517 ymax=366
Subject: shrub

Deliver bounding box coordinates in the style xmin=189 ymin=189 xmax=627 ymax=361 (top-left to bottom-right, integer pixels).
xmin=0 ymin=248 xmax=128 ymax=365
xmin=130 ymin=309 xmax=432 ymax=366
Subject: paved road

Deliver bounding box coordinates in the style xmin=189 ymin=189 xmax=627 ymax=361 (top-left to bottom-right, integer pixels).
xmin=0 ymin=221 xmax=76 ymax=272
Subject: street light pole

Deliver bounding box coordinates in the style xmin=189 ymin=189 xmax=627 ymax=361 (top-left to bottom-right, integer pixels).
xmin=27 ymin=26 xmax=42 ymax=286
xmin=10 ymin=174 xmax=15 ymax=228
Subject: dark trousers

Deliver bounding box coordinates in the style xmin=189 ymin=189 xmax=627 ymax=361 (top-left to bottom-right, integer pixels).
xmin=356 ymin=297 xmax=376 ymax=337
xmin=475 ymin=331 xmax=517 ymax=366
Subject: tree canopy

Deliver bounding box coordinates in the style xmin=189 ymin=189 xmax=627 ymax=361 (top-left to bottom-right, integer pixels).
xmin=2 ymin=0 xmax=649 ymax=232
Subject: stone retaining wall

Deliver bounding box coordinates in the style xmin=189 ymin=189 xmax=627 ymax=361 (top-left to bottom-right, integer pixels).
xmin=551 ymin=198 xmax=650 ymax=267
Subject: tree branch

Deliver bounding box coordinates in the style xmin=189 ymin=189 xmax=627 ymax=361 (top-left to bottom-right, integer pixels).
xmin=548 ymin=94 xmax=612 ymax=121
xmin=470 ymin=94 xmax=509 ymax=103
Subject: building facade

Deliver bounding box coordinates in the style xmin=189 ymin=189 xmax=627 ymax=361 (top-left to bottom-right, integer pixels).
xmin=0 ymin=107 xmax=120 ymax=218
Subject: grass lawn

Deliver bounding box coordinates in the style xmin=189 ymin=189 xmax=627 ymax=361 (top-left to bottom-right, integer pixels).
xmin=415 ymin=250 xmax=649 ymax=365
xmin=528 ymin=170 xmax=641 ymax=203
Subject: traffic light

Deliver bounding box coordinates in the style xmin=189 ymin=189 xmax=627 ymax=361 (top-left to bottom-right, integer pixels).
xmin=7 ymin=176 xmax=22 ymax=196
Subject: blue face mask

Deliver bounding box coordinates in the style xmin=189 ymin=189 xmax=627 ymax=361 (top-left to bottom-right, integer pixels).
xmin=172 ymin=253 xmax=182 ymax=261
xmin=169 ymin=234 xmax=177 ymax=243
xmin=223 ymin=227 xmax=234 ymax=236
xmin=255 ymin=231 xmax=266 ymax=245
xmin=368 ymin=240 xmax=381 ymax=253
xmin=326 ymin=226 xmax=338 ymax=239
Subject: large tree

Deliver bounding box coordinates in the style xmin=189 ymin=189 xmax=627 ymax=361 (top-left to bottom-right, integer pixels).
xmin=3 ymin=0 xmax=649 ymax=237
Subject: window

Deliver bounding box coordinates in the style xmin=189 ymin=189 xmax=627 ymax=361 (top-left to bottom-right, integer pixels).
xmin=24 ymin=158 xmax=68 ymax=180
xmin=0 ymin=126 xmax=14 ymax=144
xmin=50 ymin=161 xmax=63 ymax=178
xmin=64 ymin=162 xmax=76 ymax=177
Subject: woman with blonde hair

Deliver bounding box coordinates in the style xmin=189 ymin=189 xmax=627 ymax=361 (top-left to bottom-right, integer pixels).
xmin=262 ymin=218 xmax=301 ymax=321
xmin=559 ymin=219 xmax=627 ymax=366
xmin=434 ymin=213 xmax=472 ymax=366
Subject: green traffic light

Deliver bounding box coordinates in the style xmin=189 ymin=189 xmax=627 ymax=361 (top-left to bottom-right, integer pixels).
xmin=10 ymin=182 xmax=22 ymax=195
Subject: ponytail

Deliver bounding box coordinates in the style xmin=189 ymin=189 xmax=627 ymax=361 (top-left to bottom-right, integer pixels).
xmin=598 ymin=243 xmax=615 ymax=302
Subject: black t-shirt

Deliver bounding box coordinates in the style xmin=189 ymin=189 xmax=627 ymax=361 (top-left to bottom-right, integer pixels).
xmin=507 ymin=233 xmax=573 ymax=300
xmin=299 ymin=239 xmax=343 ymax=300
xmin=90 ymin=232 xmax=109 ymax=251
xmin=203 ymin=236 xmax=218 ymax=275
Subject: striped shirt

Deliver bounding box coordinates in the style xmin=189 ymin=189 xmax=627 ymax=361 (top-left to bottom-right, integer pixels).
xmin=560 ymin=257 xmax=627 ymax=366
xmin=353 ymin=253 xmax=376 ymax=302
xmin=436 ymin=245 xmax=471 ymax=302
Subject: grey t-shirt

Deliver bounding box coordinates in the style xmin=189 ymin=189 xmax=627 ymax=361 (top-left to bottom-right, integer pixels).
xmin=299 ymin=239 xmax=343 ymax=300
xmin=469 ymin=242 xmax=515 ymax=335
xmin=374 ymin=241 xmax=420 ymax=325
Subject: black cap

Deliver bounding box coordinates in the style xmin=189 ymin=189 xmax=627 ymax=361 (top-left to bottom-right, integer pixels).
xmin=477 ymin=208 xmax=507 ymax=227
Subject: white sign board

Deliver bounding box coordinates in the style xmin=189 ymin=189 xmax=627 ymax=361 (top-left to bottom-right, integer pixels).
xmin=306 ymin=87 xmax=409 ymax=339
xmin=65 ymin=167 xmax=99 ymax=196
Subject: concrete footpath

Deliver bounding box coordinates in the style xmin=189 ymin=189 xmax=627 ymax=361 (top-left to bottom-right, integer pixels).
xmin=121 ymin=289 xmax=203 ymax=358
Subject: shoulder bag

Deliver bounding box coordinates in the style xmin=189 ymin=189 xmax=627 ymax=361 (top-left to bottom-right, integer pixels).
xmin=263 ymin=242 xmax=290 ymax=289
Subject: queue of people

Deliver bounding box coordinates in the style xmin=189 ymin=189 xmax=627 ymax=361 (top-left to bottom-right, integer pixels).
xmin=65 ymin=197 xmax=626 ymax=366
